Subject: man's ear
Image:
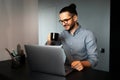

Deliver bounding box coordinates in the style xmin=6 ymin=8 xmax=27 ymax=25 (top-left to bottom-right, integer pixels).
xmin=73 ymin=15 xmax=78 ymax=22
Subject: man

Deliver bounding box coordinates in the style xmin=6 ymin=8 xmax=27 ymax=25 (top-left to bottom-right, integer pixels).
xmin=46 ymin=3 xmax=98 ymax=71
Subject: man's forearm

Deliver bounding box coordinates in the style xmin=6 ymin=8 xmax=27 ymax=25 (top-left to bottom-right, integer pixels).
xmin=81 ymin=60 xmax=91 ymax=67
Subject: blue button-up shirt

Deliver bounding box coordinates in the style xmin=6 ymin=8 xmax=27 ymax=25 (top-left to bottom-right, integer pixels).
xmin=59 ymin=26 xmax=98 ymax=67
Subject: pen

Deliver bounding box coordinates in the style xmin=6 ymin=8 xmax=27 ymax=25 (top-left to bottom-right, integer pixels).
xmin=12 ymin=49 xmax=17 ymax=56
xmin=5 ymin=48 xmax=19 ymax=63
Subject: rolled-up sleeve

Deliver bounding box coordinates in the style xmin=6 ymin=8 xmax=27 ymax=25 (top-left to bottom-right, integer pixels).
xmin=85 ymin=31 xmax=98 ymax=67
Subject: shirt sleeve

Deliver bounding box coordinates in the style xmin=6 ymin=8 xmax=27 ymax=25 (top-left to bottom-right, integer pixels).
xmin=85 ymin=31 xmax=98 ymax=68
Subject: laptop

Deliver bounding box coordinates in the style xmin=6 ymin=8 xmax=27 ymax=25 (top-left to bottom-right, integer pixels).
xmin=24 ymin=44 xmax=73 ymax=76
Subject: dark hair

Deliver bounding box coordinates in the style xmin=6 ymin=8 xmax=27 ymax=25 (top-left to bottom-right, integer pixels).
xmin=59 ymin=3 xmax=78 ymax=15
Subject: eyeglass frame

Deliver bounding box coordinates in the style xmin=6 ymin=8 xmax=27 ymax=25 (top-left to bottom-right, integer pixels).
xmin=59 ymin=16 xmax=73 ymax=24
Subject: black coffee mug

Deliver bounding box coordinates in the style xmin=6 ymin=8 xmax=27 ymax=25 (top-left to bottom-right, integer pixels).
xmin=51 ymin=32 xmax=59 ymax=41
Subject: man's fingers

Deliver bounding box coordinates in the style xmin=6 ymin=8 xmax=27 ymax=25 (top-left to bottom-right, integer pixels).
xmin=71 ymin=61 xmax=83 ymax=71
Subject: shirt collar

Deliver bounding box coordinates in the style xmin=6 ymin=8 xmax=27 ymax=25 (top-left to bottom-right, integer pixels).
xmin=72 ymin=25 xmax=81 ymax=36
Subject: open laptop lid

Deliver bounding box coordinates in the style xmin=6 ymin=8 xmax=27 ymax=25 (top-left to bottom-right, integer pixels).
xmin=24 ymin=44 xmax=66 ymax=76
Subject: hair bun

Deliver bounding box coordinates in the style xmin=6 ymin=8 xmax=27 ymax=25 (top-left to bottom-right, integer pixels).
xmin=69 ymin=3 xmax=76 ymax=9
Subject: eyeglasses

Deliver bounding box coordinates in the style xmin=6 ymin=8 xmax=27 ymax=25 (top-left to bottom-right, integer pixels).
xmin=59 ymin=16 xmax=73 ymax=24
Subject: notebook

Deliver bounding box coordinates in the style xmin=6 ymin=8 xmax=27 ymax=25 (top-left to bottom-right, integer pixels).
xmin=24 ymin=44 xmax=73 ymax=76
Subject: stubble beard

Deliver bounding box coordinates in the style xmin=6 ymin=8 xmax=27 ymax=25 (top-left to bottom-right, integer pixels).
xmin=68 ymin=22 xmax=75 ymax=32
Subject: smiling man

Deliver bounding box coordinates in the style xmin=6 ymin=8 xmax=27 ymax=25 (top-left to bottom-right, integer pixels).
xmin=46 ymin=3 xmax=98 ymax=71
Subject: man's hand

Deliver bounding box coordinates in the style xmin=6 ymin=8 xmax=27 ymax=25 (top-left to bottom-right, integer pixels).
xmin=46 ymin=33 xmax=51 ymax=45
xmin=71 ymin=60 xmax=84 ymax=71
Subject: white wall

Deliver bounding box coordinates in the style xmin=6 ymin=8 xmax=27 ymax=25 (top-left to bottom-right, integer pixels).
xmin=0 ymin=0 xmax=38 ymax=61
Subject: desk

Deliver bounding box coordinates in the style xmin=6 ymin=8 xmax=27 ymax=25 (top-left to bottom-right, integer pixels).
xmin=0 ymin=60 xmax=110 ymax=80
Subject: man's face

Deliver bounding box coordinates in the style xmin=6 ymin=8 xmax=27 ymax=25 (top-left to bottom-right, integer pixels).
xmin=59 ymin=12 xmax=76 ymax=31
